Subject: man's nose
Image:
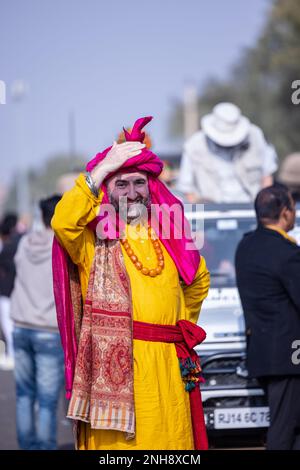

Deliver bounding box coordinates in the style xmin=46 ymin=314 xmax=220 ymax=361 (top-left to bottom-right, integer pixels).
xmin=127 ymin=184 xmax=138 ymax=201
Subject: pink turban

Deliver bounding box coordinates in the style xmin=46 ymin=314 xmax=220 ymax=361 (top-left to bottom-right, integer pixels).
xmin=86 ymin=116 xmax=200 ymax=286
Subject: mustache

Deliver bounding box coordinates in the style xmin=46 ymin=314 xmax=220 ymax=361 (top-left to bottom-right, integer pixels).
xmin=113 ymin=196 xmax=150 ymax=205
xmin=108 ymin=194 xmax=151 ymax=210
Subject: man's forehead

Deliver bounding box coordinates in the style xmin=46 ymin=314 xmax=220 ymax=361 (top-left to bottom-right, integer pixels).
xmin=114 ymin=171 xmax=147 ymax=182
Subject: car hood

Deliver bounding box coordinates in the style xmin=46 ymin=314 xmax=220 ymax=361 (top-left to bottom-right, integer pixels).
xmin=196 ymin=288 xmax=246 ymax=346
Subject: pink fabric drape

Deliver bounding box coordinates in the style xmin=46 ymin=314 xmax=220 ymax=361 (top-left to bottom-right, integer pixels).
xmin=52 ymin=238 xmax=77 ymax=399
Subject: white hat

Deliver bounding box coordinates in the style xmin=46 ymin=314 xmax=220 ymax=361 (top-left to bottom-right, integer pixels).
xmin=201 ymin=102 xmax=250 ymax=147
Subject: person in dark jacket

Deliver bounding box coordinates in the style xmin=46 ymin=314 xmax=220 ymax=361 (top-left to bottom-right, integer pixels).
xmin=0 ymin=213 xmax=22 ymax=368
xmin=235 ymin=183 xmax=300 ymax=450
xmin=11 ymin=195 xmax=64 ymax=450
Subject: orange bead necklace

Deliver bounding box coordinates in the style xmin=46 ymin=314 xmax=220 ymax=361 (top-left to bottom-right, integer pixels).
xmin=120 ymin=226 xmax=164 ymax=277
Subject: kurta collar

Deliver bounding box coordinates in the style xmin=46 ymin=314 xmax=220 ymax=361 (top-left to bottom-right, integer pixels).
xmin=264 ymin=224 xmax=297 ymax=244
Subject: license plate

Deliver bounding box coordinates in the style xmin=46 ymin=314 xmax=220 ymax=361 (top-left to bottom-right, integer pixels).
xmin=213 ymin=407 xmax=270 ymax=429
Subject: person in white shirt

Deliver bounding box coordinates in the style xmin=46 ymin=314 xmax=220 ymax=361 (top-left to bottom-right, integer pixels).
xmin=177 ymin=102 xmax=278 ymax=203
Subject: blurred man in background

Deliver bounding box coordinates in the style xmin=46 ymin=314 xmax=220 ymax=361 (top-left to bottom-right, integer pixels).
xmin=10 ymin=195 xmax=64 ymax=450
xmin=177 ymin=102 xmax=278 ymax=203
xmin=0 ymin=213 xmax=22 ymax=369
xmin=235 ymin=184 xmax=300 ymax=450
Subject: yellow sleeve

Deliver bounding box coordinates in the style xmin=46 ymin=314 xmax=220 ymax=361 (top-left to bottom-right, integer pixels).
xmin=182 ymin=256 xmax=210 ymax=323
xmin=51 ymin=173 xmax=103 ymax=267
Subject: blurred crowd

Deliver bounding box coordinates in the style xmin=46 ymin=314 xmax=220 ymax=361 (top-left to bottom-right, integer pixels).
xmin=0 ymin=196 xmax=64 ymax=449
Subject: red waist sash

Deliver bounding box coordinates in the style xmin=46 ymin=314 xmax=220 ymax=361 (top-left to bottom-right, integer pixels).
xmin=133 ymin=319 xmax=208 ymax=450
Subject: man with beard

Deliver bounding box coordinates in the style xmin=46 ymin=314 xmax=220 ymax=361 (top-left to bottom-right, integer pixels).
xmin=51 ymin=117 xmax=210 ymax=450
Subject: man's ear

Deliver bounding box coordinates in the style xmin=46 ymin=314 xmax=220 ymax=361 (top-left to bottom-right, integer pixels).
xmin=281 ymin=206 xmax=290 ymax=223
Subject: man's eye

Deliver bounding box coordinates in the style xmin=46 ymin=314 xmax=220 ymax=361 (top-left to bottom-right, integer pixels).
xmin=116 ymin=183 xmax=126 ymax=188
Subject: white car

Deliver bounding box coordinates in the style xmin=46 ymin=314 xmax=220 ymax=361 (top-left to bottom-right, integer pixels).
xmin=186 ymin=201 xmax=300 ymax=442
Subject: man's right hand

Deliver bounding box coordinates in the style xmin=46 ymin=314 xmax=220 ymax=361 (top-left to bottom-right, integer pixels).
xmin=90 ymin=141 xmax=145 ymax=189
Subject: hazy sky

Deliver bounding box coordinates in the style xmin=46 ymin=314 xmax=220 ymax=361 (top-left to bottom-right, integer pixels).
xmin=0 ymin=0 xmax=270 ymax=184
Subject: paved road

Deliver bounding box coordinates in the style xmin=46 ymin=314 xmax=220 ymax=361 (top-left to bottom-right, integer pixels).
xmin=0 ymin=368 xmax=74 ymax=450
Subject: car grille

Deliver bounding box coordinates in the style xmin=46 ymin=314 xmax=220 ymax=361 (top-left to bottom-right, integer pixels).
xmin=199 ymin=352 xmax=260 ymax=390
xmin=204 ymin=395 xmax=267 ymax=409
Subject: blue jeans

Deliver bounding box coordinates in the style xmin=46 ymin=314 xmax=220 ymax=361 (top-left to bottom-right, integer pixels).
xmin=13 ymin=327 xmax=64 ymax=450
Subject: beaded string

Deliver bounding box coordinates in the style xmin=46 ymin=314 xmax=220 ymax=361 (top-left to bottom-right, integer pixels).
xmin=120 ymin=226 xmax=164 ymax=277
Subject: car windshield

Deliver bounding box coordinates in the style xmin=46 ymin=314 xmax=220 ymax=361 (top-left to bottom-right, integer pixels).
xmin=186 ymin=205 xmax=300 ymax=288
xmin=198 ymin=217 xmax=257 ymax=288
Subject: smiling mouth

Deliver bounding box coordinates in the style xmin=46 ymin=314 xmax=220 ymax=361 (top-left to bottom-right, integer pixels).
xmin=127 ymin=201 xmax=143 ymax=205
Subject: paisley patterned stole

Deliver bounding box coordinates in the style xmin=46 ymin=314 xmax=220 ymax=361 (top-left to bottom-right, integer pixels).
xmin=67 ymin=239 xmax=135 ymax=439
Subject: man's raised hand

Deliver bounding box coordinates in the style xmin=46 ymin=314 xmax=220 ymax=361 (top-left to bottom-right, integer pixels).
xmin=91 ymin=141 xmax=145 ymax=189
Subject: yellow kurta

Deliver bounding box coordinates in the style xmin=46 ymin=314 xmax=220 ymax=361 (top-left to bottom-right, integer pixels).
xmin=52 ymin=173 xmax=210 ymax=450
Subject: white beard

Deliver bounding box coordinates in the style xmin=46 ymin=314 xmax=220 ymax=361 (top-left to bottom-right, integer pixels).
xmin=127 ymin=203 xmax=142 ymax=219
